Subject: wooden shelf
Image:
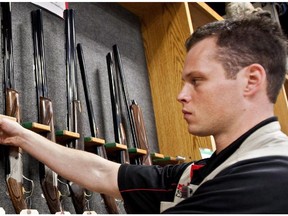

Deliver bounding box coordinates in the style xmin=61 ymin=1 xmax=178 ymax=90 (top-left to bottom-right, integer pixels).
xmin=128 ymin=148 xmax=147 ymax=158
xmin=188 ymin=2 xmax=223 ymax=30
xmin=105 ymin=142 xmax=127 ymax=152
xmin=84 ymin=137 xmax=105 ymax=147
xmin=150 ymin=152 xmax=164 ymax=159
xmin=153 ymin=156 xmax=179 ymax=166
xmin=0 ymin=114 xmax=16 ymax=121
xmin=22 ymin=122 xmax=50 ymax=134
xmin=84 ymin=137 xmax=106 ymax=153
xmin=55 ymin=130 xmax=80 ymax=144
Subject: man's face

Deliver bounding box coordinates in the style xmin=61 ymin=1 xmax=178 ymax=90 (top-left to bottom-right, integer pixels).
xmin=178 ymin=37 xmax=246 ymax=137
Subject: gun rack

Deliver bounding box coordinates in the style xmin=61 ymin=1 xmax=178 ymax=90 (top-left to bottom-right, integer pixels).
xmin=84 ymin=137 xmax=105 ymax=146
xmin=153 ymin=156 xmax=185 ymax=166
xmin=55 ymin=130 xmax=80 ymax=144
xmin=150 ymin=152 xmax=164 ymax=160
xmin=105 ymin=142 xmax=127 ymax=152
xmin=22 ymin=122 xmax=51 ymax=134
xmin=128 ymin=148 xmax=147 ymax=159
xmin=84 ymin=137 xmax=105 ymax=152
xmin=0 ymin=114 xmax=16 ymax=122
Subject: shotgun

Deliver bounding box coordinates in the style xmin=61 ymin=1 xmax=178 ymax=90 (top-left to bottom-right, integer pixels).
xmin=130 ymin=100 xmax=152 ymax=165
xmin=112 ymin=45 xmax=152 ymax=165
xmin=77 ymin=43 xmax=119 ymax=214
xmin=1 ymin=3 xmax=27 ymax=213
xmin=31 ymin=9 xmax=63 ymax=213
xmin=64 ymin=9 xmax=86 ymax=214
xmin=112 ymin=45 xmax=139 ymax=151
xmin=106 ymin=52 xmax=130 ymax=164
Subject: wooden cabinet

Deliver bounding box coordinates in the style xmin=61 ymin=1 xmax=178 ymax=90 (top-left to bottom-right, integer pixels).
xmin=276 ymin=79 xmax=288 ymax=134
xmin=120 ymin=2 xmax=288 ymax=162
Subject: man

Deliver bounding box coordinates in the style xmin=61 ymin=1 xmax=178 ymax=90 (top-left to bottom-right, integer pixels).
xmin=0 ymin=15 xmax=288 ymax=213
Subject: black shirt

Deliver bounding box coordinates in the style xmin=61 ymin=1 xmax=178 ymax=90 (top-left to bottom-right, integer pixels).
xmin=118 ymin=117 xmax=288 ymax=213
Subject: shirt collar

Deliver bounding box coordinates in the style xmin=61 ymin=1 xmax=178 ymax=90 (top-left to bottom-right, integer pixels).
xmin=192 ymin=116 xmax=278 ymax=183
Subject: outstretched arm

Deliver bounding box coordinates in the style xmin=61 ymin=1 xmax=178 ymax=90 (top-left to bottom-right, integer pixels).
xmin=0 ymin=117 xmax=122 ymax=199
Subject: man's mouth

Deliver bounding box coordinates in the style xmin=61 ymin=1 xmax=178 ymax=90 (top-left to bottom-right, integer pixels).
xmin=182 ymin=109 xmax=192 ymax=119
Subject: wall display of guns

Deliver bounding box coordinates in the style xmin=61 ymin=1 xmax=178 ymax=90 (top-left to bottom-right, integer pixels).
xmin=0 ymin=2 xmax=157 ymax=214
xmin=1 ymin=2 xmax=31 ymax=213
xmin=31 ymin=9 xmax=65 ymax=214
xmin=64 ymin=8 xmax=87 ymax=214
xmin=77 ymin=43 xmax=120 ymax=214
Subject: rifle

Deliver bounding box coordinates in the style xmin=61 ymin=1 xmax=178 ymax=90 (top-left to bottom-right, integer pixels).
xmin=106 ymin=52 xmax=130 ymax=164
xmin=130 ymin=100 xmax=152 ymax=165
xmin=64 ymin=9 xmax=86 ymax=214
xmin=77 ymin=43 xmax=119 ymax=214
xmin=31 ymin=9 xmax=63 ymax=213
xmin=1 ymin=3 xmax=27 ymax=213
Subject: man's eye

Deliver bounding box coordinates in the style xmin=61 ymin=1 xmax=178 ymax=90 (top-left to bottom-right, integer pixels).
xmin=191 ymin=78 xmax=199 ymax=85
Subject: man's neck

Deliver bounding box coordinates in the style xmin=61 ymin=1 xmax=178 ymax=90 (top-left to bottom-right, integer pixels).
xmin=214 ymin=111 xmax=275 ymax=154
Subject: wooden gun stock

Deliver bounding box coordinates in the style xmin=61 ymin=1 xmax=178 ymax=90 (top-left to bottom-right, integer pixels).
xmin=101 ymin=195 xmax=119 ymax=214
xmin=40 ymin=170 xmax=61 ymax=214
xmin=6 ymin=177 xmax=27 ymax=214
xmin=130 ymin=100 xmax=152 ymax=165
xmin=68 ymin=183 xmax=85 ymax=214
xmin=5 ymin=89 xmax=20 ymax=120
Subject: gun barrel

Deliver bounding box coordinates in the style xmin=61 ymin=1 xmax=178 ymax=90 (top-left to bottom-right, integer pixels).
xmin=1 ymin=2 xmax=14 ymax=91
xmin=65 ymin=9 xmax=79 ymax=132
xmin=77 ymin=43 xmax=98 ymax=138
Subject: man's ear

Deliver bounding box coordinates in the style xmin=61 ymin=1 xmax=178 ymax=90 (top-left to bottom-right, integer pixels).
xmin=243 ymin=63 xmax=266 ymax=96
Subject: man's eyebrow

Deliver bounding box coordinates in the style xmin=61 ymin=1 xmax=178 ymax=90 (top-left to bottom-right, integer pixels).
xmin=183 ymin=70 xmax=205 ymax=79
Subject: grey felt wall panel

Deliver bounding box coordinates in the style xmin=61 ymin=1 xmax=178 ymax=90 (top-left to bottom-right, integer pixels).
xmin=0 ymin=2 xmax=158 ymax=214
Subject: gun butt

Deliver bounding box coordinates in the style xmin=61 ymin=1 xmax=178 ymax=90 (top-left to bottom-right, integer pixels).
xmin=130 ymin=100 xmax=152 ymax=165
xmin=40 ymin=178 xmax=61 ymax=214
xmin=69 ymin=182 xmax=85 ymax=214
xmin=101 ymin=194 xmax=119 ymax=214
xmin=5 ymin=88 xmax=20 ymax=122
xmin=6 ymin=177 xmax=27 ymax=214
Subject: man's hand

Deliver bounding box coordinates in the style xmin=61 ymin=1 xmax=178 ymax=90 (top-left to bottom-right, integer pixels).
xmin=0 ymin=115 xmax=25 ymax=146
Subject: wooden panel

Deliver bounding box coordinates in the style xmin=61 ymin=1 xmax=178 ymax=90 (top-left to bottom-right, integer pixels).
xmin=121 ymin=2 xmax=212 ymax=161
xmin=188 ymin=2 xmax=223 ymax=30
xmin=275 ymin=85 xmax=288 ymax=135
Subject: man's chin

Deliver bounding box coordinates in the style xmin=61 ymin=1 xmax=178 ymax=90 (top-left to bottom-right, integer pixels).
xmin=188 ymin=127 xmax=210 ymax=137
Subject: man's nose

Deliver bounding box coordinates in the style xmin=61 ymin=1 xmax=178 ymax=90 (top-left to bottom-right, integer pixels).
xmin=177 ymin=84 xmax=191 ymax=103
